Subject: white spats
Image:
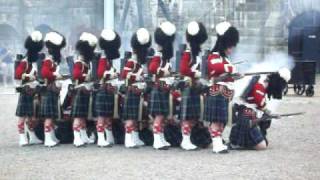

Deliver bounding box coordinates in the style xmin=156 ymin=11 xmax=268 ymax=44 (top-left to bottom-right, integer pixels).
xmin=133 ymin=131 xmax=145 ymax=146
xmin=105 ymin=129 xmax=115 ymax=145
xmin=136 ymin=28 xmax=150 ymax=45
xmin=187 ymin=21 xmax=200 ymax=36
xmin=212 ymin=136 xmax=228 ymax=153
xmin=44 ymin=32 xmax=64 ymax=46
xmin=160 ymin=21 xmax=176 ymax=36
xmin=19 ymin=134 xmax=28 ymax=146
xmin=97 ymin=132 xmax=111 ymax=147
xmin=125 ymin=133 xmax=138 ymax=148
xmin=278 ymin=68 xmax=291 ymax=82
xmin=181 ymin=134 xmax=197 ymax=150
xmin=73 ymin=131 xmax=85 ymax=147
xmin=80 ymin=32 xmax=98 ymax=47
xmin=101 ymin=29 xmax=116 ymax=41
xmin=153 ymin=133 xmax=170 ymax=150
xmin=44 ymin=131 xmax=59 ymax=147
xmin=80 ymin=129 xmax=95 ymax=144
xmin=30 ymin=31 xmax=43 ymax=42
xmin=215 ymin=21 xmax=231 ymax=36
xmin=28 ymin=131 xmax=43 ymax=145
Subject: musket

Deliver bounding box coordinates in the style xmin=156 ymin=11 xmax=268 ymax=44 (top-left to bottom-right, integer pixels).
xmin=233 ymin=60 xmax=247 ymax=65
xmin=249 ymin=112 xmax=305 ymax=128
xmin=262 ymin=112 xmax=305 ymax=120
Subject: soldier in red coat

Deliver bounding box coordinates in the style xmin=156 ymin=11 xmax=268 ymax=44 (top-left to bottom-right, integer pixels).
xmin=179 ymin=21 xmax=208 ymax=150
xmin=229 ymin=68 xmax=291 ymax=150
xmin=148 ymin=21 xmax=176 ymax=150
xmin=15 ymin=31 xmax=44 ymax=146
xmin=120 ymin=28 xmax=151 ymax=148
xmin=203 ymin=21 xmax=239 ymax=153
xmin=40 ymin=31 xmax=66 ymax=147
xmin=71 ymin=32 xmax=98 ymax=147
xmin=94 ymin=29 xmax=121 ymax=147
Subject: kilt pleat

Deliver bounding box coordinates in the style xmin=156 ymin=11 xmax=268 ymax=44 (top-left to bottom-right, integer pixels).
xmin=16 ymin=92 xmax=34 ymax=117
xmin=71 ymin=90 xmax=90 ymax=118
xmin=39 ymin=90 xmax=59 ymax=119
xmin=204 ymin=94 xmax=229 ymax=125
xmin=94 ymin=89 xmax=114 ymax=117
xmin=179 ymin=87 xmax=201 ymax=120
xmin=229 ymin=108 xmax=265 ymax=148
xmin=121 ymin=91 xmax=140 ymax=121
xmin=148 ymin=88 xmax=169 ymax=116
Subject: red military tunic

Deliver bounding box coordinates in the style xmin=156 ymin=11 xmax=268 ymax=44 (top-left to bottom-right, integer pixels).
xmin=41 ymin=58 xmax=57 ymax=83
xmin=97 ymin=56 xmax=113 ymax=81
xmin=179 ymin=51 xmax=199 ymax=79
xmin=148 ymin=54 xmax=170 ymax=79
xmin=207 ymin=52 xmax=235 ymax=83
xmin=73 ymin=59 xmax=89 ymax=84
xmin=15 ymin=59 xmax=34 ymax=82
xmin=120 ymin=57 xmax=143 ymax=84
xmin=246 ymin=81 xmax=267 ymax=110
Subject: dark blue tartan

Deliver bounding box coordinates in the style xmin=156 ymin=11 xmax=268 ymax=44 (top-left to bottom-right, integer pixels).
xmin=71 ymin=89 xmax=90 ymax=118
xmin=40 ymin=90 xmax=59 ymax=119
xmin=148 ymin=87 xmax=169 ymax=117
xmin=16 ymin=92 xmax=34 ymax=117
xmin=121 ymin=91 xmax=140 ymax=121
xmin=94 ymin=89 xmax=114 ymax=117
xmin=204 ymin=94 xmax=229 ymax=125
xmin=229 ymin=108 xmax=265 ymax=148
xmin=179 ymin=87 xmax=201 ymax=120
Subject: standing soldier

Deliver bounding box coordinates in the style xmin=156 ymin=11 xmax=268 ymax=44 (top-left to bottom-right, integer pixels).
xmin=15 ymin=31 xmax=43 ymax=146
xmin=179 ymin=21 xmax=208 ymax=150
xmin=148 ymin=21 xmax=176 ymax=150
xmin=95 ymin=29 xmax=121 ymax=147
xmin=229 ymin=69 xmax=291 ymax=150
xmin=71 ymin=32 xmax=98 ymax=147
xmin=204 ymin=22 xmax=239 ymax=153
xmin=120 ymin=28 xmax=151 ymax=148
xmin=40 ymin=31 xmax=66 ymax=147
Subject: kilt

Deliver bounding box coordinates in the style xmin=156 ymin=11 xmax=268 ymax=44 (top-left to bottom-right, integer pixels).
xmin=71 ymin=89 xmax=91 ymax=118
xmin=94 ymin=89 xmax=114 ymax=117
xmin=121 ymin=91 xmax=141 ymax=121
xmin=16 ymin=92 xmax=34 ymax=117
xmin=179 ymin=87 xmax=201 ymax=120
xmin=39 ymin=90 xmax=60 ymax=119
xmin=204 ymin=94 xmax=229 ymax=125
xmin=229 ymin=107 xmax=265 ymax=148
xmin=148 ymin=87 xmax=169 ymax=117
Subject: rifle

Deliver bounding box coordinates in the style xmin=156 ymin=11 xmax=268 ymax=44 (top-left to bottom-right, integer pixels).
xmin=249 ymin=112 xmax=305 ymax=128
xmin=233 ymin=60 xmax=246 ymax=65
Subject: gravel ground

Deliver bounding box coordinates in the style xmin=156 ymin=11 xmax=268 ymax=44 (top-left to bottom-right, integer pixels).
xmin=0 ymin=84 xmax=319 ymax=180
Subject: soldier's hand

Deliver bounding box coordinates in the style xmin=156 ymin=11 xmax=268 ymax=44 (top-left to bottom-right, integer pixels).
xmin=53 ymin=72 xmax=62 ymax=80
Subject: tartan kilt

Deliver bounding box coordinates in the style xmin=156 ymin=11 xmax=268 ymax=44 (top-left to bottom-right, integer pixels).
xmin=39 ymin=90 xmax=60 ymax=119
xmin=179 ymin=87 xmax=201 ymax=120
xmin=71 ymin=89 xmax=91 ymax=118
xmin=16 ymin=92 xmax=34 ymax=117
xmin=229 ymin=108 xmax=265 ymax=148
xmin=148 ymin=87 xmax=169 ymax=117
xmin=204 ymin=94 xmax=229 ymax=125
xmin=94 ymin=89 xmax=114 ymax=117
xmin=121 ymin=91 xmax=141 ymax=121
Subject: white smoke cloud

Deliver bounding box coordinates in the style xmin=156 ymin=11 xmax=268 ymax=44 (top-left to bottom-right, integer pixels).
xmin=232 ymin=51 xmax=295 ymax=113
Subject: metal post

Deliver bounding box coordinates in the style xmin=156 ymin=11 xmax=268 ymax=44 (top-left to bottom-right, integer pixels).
xmin=104 ymin=0 xmax=115 ymax=29
xmin=136 ymin=0 xmax=145 ymax=27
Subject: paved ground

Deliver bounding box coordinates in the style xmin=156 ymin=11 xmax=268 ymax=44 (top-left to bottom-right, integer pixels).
xmin=0 ymin=82 xmax=319 ymax=180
